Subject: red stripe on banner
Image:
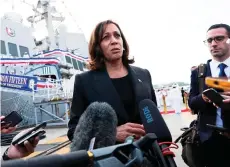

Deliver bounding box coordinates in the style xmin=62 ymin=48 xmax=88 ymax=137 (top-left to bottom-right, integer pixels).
xmin=43 ymin=51 xmax=62 ymax=57
xmin=0 ymin=61 xmax=58 ymax=64
xmin=43 ymin=51 xmax=88 ymax=61
xmin=37 ymin=84 xmax=54 ymax=88
xmin=66 ymin=53 xmax=86 ymax=61
xmin=160 ymin=109 xmax=190 ymax=114
xmin=29 ymin=61 xmax=59 ymax=64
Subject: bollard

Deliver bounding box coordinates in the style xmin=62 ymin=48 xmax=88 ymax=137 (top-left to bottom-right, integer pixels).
xmin=162 ymin=95 xmax=167 ymax=113
xmin=184 ymin=93 xmax=191 ymax=112
xmin=184 ymin=96 xmax=188 ymax=109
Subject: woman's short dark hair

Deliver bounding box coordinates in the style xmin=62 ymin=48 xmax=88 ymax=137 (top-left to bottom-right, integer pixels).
xmin=88 ymin=20 xmax=134 ymax=70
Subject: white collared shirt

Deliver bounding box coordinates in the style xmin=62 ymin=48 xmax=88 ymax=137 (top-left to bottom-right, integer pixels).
xmin=209 ymin=56 xmax=230 ymax=127
xmin=210 ymin=57 xmax=230 ymax=77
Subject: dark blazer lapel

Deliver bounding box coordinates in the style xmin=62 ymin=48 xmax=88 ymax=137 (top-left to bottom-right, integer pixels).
xmin=128 ymin=66 xmax=148 ymax=103
xmin=92 ymin=70 xmax=129 ymax=122
xmin=206 ymin=59 xmax=212 ymax=77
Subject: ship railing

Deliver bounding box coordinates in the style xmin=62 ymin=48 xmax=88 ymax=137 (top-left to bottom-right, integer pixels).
xmin=31 ymin=78 xmax=73 ymax=126
xmin=32 ymin=78 xmax=73 ymax=103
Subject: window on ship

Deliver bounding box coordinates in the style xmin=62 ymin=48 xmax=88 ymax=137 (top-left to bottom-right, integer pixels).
xmin=8 ymin=42 xmax=18 ymax=57
xmin=37 ymin=75 xmax=57 ymax=82
xmin=19 ymin=45 xmax=29 ymax=57
xmin=39 ymin=75 xmax=57 ymax=79
xmin=82 ymin=62 xmax=87 ymax=69
xmin=72 ymin=58 xmax=79 ymax=70
xmin=77 ymin=60 xmax=84 ymax=71
xmin=1 ymin=40 xmax=6 ymax=55
xmin=65 ymin=56 xmax=72 ymax=64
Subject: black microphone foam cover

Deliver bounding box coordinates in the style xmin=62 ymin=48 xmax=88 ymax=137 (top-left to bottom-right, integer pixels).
xmin=1 ymin=150 xmax=89 ymax=167
xmin=70 ymin=102 xmax=118 ymax=151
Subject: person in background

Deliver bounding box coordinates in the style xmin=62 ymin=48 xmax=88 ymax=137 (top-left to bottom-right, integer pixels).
xmin=1 ymin=116 xmax=39 ymax=161
xmin=160 ymin=87 xmax=169 ymax=107
xmin=155 ymin=89 xmax=161 ymax=108
xmin=188 ymin=23 xmax=230 ymax=166
xmin=181 ymin=87 xmax=185 ymax=103
xmin=169 ymin=85 xmax=182 ymax=114
xmin=67 ymin=20 xmax=157 ymax=143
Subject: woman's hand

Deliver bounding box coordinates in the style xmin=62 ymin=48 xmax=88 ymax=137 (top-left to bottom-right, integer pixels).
xmin=116 ymin=123 xmax=146 ymax=142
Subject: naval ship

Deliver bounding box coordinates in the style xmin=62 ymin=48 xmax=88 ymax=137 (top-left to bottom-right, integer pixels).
xmin=0 ymin=0 xmax=89 ymax=127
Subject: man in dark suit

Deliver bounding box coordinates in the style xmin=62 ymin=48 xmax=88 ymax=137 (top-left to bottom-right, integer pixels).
xmin=223 ymin=92 xmax=230 ymax=104
xmin=222 ymin=92 xmax=230 ymax=112
xmin=67 ymin=20 xmax=157 ymax=143
xmin=189 ymin=24 xmax=230 ymax=166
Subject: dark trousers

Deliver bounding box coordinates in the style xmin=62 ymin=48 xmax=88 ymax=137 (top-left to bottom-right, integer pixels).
xmin=200 ymin=133 xmax=230 ymax=167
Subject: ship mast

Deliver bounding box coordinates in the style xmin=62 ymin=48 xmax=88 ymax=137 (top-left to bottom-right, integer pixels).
xmin=43 ymin=1 xmax=56 ymax=50
xmin=26 ymin=0 xmax=64 ymax=51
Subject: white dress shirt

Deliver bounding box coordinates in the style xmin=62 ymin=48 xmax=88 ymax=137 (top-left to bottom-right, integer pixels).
xmin=209 ymin=56 xmax=230 ymax=126
xmin=210 ymin=57 xmax=230 ymax=78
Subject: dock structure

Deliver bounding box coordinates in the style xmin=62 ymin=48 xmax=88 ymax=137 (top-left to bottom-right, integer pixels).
xmin=33 ymin=99 xmax=71 ymax=127
xmin=32 ymin=79 xmax=73 ymax=127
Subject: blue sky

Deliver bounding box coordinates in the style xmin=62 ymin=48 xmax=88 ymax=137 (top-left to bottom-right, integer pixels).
xmin=1 ymin=0 xmax=230 ymax=84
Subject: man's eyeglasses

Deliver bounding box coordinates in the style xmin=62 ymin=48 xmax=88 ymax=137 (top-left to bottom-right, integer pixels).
xmin=203 ymin=36 xmax=228 ymax=45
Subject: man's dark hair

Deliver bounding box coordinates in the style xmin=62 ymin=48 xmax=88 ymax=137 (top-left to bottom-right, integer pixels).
xmin=207 ymin=23 xmax=230 ymax=37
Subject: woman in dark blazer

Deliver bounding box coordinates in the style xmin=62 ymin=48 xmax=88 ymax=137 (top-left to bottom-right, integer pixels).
xmin=67 ymin=20 xmax=157 ymax=142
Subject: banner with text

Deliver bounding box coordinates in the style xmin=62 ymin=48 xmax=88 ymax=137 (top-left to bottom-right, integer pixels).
xmin=0 ymin=73 xmax=38 ymax=92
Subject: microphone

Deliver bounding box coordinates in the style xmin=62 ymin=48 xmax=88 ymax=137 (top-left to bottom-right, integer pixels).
xmin=70 ymin=102 xmax=118 ymax=151
xmin=139 ymin=99 xmax=177 ymax=167
xmin=2 ymin=140 xmax=144 ymax=167
xmin=2 ymin=150 xmax=90 ymax=167
xmin=3 ymin=132 xmax=177 ymax=167
xmin=139 ymin=99 xmax=172 ymax=142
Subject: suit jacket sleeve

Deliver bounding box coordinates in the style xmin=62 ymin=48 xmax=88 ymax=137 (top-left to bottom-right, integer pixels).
xmin=146 ymin=69 xmax=157 ymax=106
xmin=188 ymin=69 xmax=210 ymax=113
xmin=67 ymin=74 xmax=86 ymax=141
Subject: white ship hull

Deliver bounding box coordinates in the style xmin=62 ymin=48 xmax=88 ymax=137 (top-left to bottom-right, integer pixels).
xmin=1 ymin=0 xmax=89 ymax=127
